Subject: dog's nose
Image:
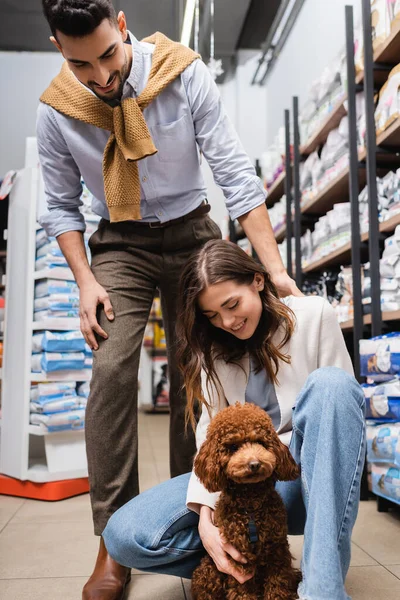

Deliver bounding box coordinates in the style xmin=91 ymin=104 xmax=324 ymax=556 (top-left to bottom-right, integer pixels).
xmin=249 ymin=461 xmax=261 ymax=472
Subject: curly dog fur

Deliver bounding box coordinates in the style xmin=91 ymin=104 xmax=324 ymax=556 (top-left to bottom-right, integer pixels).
xmin=192 ymin=403 xmax=301 ymax=600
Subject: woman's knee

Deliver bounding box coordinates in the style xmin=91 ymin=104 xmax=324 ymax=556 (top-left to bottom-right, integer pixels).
xmin=103 ymin=504 xmax=146 ymax=568
xmin=297 ymin=367 xmax=365 ymax=416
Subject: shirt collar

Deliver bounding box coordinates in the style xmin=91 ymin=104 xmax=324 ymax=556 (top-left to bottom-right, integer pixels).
xmin=125 ymin=31 xmax=145 ymax=95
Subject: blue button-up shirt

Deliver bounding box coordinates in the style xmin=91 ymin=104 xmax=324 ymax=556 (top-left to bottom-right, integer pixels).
xmin=37 ymin=33 xmax=266 ymax=238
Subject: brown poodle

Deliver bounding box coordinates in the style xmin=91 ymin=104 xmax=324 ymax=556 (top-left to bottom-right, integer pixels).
xmin=192 ymin=403 xmax=301 ymax=600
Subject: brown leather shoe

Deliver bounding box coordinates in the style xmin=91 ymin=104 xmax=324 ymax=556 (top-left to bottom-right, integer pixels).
xmin=82 ymin=537 xmax=131 ymax=600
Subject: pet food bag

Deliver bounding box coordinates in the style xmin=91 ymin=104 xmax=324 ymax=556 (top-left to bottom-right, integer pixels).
xmin=34 ymin=294 xmax=80 ymax=313
xmin=30 ymin=409 xmax=86 ymax=433
xmin=363 ymin=378 xmax=400 ymax=420
xmin=32 ymin=331 xmax=85 ymax=353
xmin=35 ymin=278 xmax=79 ymax=298
xmin=30 ymin=381 xmax=77 ymax=402
xmin=31 ymin=352 xmax=85 ymax=374
xmin=30 ymin=395 xmax=87 ymax=415
xmin=366 ymin=422 xmax=400 ymax=465
xmin=371 ymin=463 xmax=400 ymax=506
xmin=360 ymin=333 xmax=400 ymax=379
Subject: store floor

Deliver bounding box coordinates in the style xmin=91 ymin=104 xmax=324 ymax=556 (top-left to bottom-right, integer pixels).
xmin=0 ymin=412 xmax=400 ymax=599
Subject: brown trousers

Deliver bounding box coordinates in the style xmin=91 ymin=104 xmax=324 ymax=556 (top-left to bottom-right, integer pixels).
xmin=86 ymin=213 xmax=222 ymax=534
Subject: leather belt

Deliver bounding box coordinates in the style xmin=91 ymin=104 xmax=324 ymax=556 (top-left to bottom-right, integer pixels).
xmin=137 ymin=201 xmax=210 ymax=229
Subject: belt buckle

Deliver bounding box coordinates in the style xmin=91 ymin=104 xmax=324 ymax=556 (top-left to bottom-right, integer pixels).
xmin=149 ymin=221 xmax=165 ymax=229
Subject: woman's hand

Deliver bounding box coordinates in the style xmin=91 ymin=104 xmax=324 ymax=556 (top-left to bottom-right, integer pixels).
xmin=198 ymin=506 xmax=254 ymax=584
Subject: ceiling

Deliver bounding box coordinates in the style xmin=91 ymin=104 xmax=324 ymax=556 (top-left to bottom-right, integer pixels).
xmin=0 ymin=0 xmax=282 ymax=81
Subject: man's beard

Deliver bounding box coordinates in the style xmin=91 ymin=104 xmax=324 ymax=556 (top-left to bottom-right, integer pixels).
xmin=89 ymin=51 xmax=130 ymax=103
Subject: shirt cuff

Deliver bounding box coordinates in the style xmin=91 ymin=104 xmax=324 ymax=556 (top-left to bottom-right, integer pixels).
xmin=39 ymin=209 xmax=86 ymax=238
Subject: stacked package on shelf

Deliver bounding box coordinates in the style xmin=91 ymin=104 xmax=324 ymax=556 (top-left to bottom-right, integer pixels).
xmin=362 ymin=225 xmax=400 ymax=314
xmin=359 ymin=171 xmax=400 ymax=235
xmin=300 ymin=93 xmax=365 ymax=207
xmin=31 ymin=193 xmax=97 ymax=432
xmin=30 ymin=331 xmax=92 ymax=432
xmin=360 ymin=333 xmax=400 ymax=506
xmin=260 ymin=128 xmax=285 ymax=193
xmin=355 ymin=1 xmax=400 ymax=75
xmin=299 ymin=51 xmax=346 ymax=146
xmin=269 ymin=196 xmax=287 ymax=236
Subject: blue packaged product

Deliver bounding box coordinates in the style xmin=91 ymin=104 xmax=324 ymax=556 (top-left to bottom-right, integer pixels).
xmin=34 ymin=294 xmax=80 ymax=312
xmin=31 ymin=352 xmax=85 ymax=373
xmin=371 ymin=464 xmax=400 ymax=506
xmin=30 ymin=409 xmax=86 ymax=432
xmin=366 ymin=423 xmax=400 ymax=465
xmin=32 ymin=331 xmax=85 ymax=353
xmin=36 ymin=240 xmax=65 ymax=259
xmin=360 ymin=332 xmax=400 ymax=379
xmin=30 ymin=396 xmax=87 ymax=414
xmin=35 ymin=279 xmax=78 ymax=298
xmin=34 ymin=309 xmax=80 ymax=320
xmin=84 ymin=343 xmax=93 ymax=357
xmin=30 ymin=382 xmax=76 ymax=402
xmin=363 ymin=378 xmax=400 ymax=421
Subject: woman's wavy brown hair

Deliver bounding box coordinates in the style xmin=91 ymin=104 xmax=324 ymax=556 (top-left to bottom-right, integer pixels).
xmin=176 ymin=239 xmax=295 ymax=430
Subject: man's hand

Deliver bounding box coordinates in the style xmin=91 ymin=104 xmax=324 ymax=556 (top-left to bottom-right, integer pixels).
xmin=79 ymin=280 xmax=114 ymax=350
xmin=198 ymin=506 xmax=254 ymax=584
xmin=271 ymin=270 xmax=303 ymax=298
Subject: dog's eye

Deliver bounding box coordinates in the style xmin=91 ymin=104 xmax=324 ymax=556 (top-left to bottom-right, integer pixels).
xmin=227 ymin=444 xmax=239 ymax=453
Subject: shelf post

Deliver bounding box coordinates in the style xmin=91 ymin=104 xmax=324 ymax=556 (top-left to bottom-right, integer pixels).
xmin=284 ymin=109 xmax=293 ymax=277
xmin=292 ymin=96 xmax=302 ymax=289
xmin=345 ymin=5 xmax=363 ymax=381
xmin=362 ymin=0 xmax=382 ymax=336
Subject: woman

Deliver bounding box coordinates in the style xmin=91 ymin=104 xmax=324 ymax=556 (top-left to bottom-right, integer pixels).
xmin=103 ymin=240 xmax=366 ymax=600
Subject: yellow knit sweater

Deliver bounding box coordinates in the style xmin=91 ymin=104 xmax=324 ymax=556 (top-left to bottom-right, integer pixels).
xmin=40 ymin=32 xmax=200 ymax=222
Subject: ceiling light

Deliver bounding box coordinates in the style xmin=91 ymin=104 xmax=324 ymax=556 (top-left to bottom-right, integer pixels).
xmin=181 ymin=0 xmax=196 ymax=47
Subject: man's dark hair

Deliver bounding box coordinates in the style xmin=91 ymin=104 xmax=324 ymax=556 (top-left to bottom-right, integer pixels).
xmin=42 ymin=0 xmax=117 ymax=39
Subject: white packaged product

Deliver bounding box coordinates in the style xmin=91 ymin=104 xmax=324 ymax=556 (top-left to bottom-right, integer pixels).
xmin=30 ymin=381 xmax=77 ymax=402
xmin=32 ymin=331 xmax=85 ymax=353
xmin=34 ymin=294 xmax=80 ymax=312
xmin=30 ymin=396 xmax=87 ymax=414
xmin=30 ymin=409 xmax=86 ymax=432
xmin=84 ymin=357 xmax=93 ymax=369
xmin=31 ymin=352 xmax=85 ymax=373
xmin=35 ymin=279 xmax=78 ymax=298
xmin=77 ymin=381 xmax=90 ymax=398
xmin=34 ymin=309 xmax=80 ymax=320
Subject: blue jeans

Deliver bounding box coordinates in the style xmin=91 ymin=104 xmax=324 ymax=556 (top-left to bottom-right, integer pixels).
xmin=103 ymin=367 xmax=366 ymax=600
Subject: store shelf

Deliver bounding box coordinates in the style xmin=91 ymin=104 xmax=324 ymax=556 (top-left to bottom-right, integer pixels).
xmin=31 ymin=370 xmax=91 ymax=382
xmin=274 ymin=223 xmax=286 ymax=242
xmin=380 ymin=212 xmax=400 ymax=233
xmin=32 ymin=318 xmax=80 ymax=331
xmin=341 ymin=310 xmax=400 ymax=331
xmin=340 ymin=318 xmax=354 ymax=332
xmin=266 ymin=171 xmax=285 ymax=207
xmin=301 ymin=96 xmax=347 ymax=156
xmin=27 ymin=461 xmax=87 ymax=483
xmin=374 ymin=19 xmax=400 ymax=66
xmin=356 ymin=20 xmax=400 ymax=85
xmin=303 ymin=240 xmax=352 ymax=272
xmin=302 ymin=150 xmax=367 ymax=216
xmin=34 ymin=268 xmax=74 ymax=281
xmin=376 ymin=117 xmax=400 ymax=150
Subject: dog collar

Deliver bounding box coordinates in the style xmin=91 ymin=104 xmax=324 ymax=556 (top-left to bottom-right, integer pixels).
xmin=248 ymin=515 xmax=258 ymax=545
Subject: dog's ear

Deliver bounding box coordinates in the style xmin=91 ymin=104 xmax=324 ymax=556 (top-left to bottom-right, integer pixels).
xmin=194 ymin=435 xmax=226 ymax=493
xmin=273 ymin=437 xmax=299 ymax=481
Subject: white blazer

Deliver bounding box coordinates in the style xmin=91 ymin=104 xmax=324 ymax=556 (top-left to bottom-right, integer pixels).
xmin=186 ymin=295 xmax=354 ymax=514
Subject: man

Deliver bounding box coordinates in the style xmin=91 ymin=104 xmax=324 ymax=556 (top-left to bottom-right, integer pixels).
xmin=38 ymin=2 xmax=300 ymax=599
